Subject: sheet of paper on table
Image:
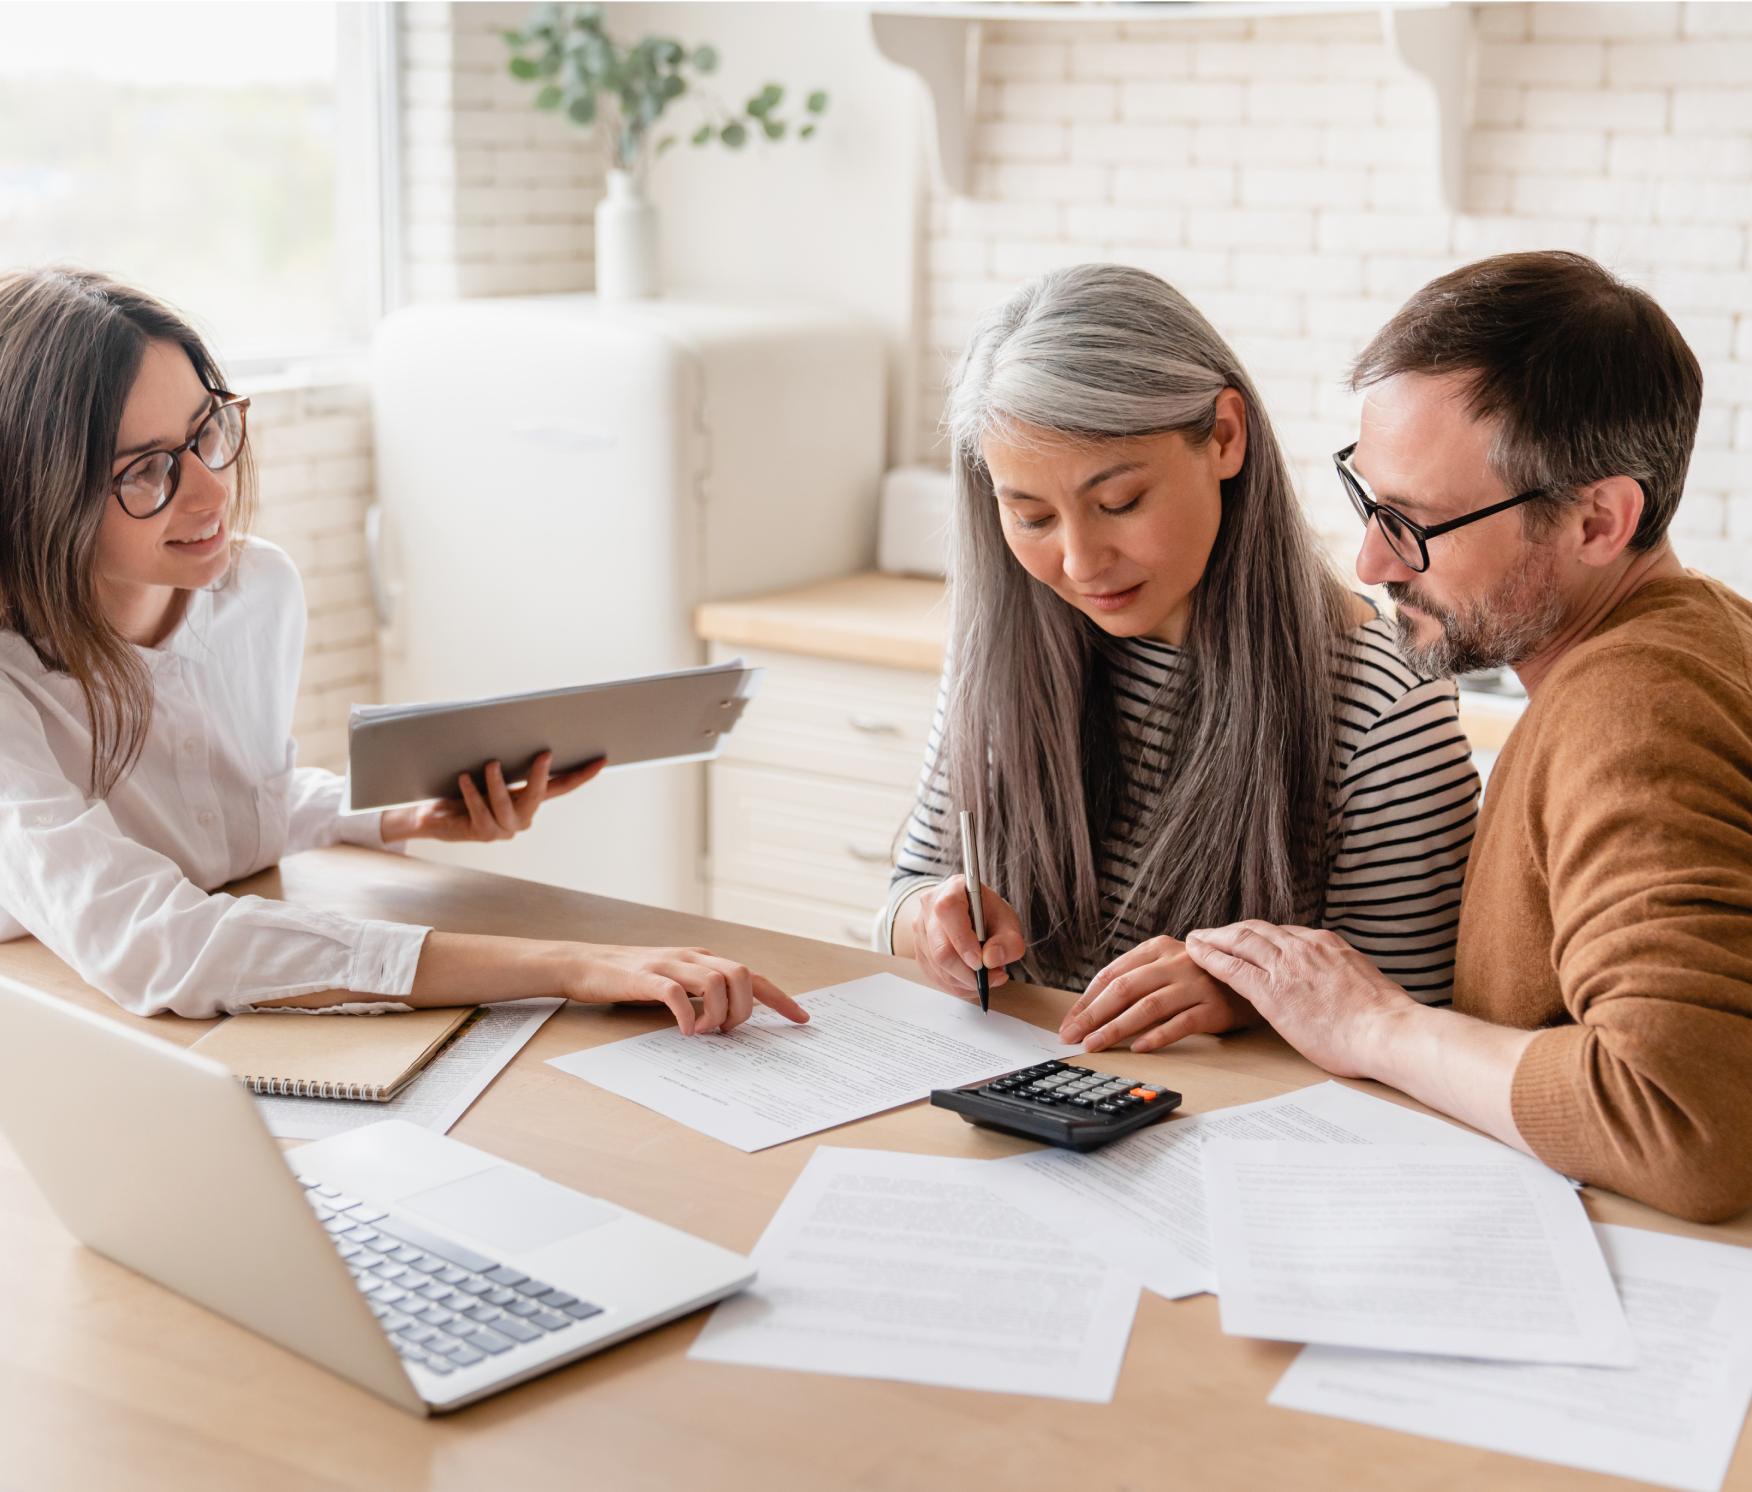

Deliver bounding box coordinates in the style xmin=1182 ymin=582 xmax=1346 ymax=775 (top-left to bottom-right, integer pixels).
xmin=968 ymin=1081 xmax=1499 ymax=1301
xmin=255 ymin=998 xmax=563 ymax=1141
xmin=688 ymin=1146 xmax=1141 ymax=1402
xmin=547 ymin=973 xmax=1077 ymax=1152
xmin=1271 ymin=1224 xmax=1752 ymax=1492
xmin=1205 ymin=1140 xmax=1634 ymax=1366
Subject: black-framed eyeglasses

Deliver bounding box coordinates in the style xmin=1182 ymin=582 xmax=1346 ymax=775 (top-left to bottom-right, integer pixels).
xmin=111 ymin=393 xmax=251 ymax=520
xmin=1333 ymin=442 xmax=1545 ymax=574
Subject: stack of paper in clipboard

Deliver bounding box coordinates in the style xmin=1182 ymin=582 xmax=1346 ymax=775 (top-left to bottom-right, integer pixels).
xmin=344 ymin=658 xmax=762 ymax=812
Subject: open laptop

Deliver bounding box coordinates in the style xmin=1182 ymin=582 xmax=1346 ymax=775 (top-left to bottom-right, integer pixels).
xmin=0 ymin=974 xmax=755 ymax=1415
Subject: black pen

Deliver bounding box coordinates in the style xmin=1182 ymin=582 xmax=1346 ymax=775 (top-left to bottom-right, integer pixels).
xmin=958 ymin=809 xmax=990 ymax=1013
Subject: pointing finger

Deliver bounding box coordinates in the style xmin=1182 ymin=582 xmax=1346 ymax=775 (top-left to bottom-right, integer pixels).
xmin=753 ymin=974 xmax=808 ymax=1024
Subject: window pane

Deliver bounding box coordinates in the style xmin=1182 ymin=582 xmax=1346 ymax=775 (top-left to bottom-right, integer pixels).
xmin=0 ymin=2 xmax=343 ymax=361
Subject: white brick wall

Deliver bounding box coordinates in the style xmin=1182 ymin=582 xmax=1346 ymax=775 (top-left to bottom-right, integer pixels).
xmin=921 ymin=2 xmax=1752 ymax=596
xmin=402 ymin=1 xmax=604 ymax=300
xmin=244 ymin=379 xmax=380 ymax=774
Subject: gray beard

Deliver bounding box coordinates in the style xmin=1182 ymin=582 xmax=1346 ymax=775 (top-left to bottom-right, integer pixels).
xmin=1387 ymin=550 xmax=1566 ymax=681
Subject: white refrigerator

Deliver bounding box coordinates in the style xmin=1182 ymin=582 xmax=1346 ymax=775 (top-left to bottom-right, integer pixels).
xmin=369 ymin=295 xmax=886 ymax=911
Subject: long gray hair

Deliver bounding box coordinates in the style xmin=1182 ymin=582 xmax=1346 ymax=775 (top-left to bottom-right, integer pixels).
xmin=942 ymin=264 xmax=1351 ymax=978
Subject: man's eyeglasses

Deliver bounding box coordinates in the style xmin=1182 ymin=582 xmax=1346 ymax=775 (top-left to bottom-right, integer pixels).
xmin=1333 ymin=442 xmax=1545 ymax=574
xmin=112 ymin=393 xmax=251 ymax=520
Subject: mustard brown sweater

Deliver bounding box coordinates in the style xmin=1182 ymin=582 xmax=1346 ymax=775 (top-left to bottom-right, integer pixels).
xmin=1454 ymin=575 xmax=1752 ymax=1223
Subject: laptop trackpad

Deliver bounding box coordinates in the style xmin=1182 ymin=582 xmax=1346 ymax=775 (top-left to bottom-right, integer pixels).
xmin=400 ymin=1166 xmax=620 ymax=1255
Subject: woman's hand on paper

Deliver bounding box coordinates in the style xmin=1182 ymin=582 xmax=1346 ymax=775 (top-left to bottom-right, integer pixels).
xmin=1061 ymin=935 xmax=1261 ymax=1052
xmin=906 ymin=875 xmax=1026 ymax=1004
xmin=566 ymin=946 xmax=809 ymax=1036
xmin=380 ymin=751 xmax=603 ymax=844
xmin=405 ymin=931 xmax=807 ymax=1038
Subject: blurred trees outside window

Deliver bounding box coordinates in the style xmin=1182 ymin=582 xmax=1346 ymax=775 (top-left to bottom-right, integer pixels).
xmin=0 ymin=2 xmax=357 ymax=364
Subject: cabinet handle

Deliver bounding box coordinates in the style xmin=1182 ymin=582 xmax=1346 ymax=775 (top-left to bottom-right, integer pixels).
xmin=846 ymin=843 xmax=889 ymax=864
xmin=847 ymin=713 xmax=902 ymax=736
xmin=365 ymin=504 xmax=396 ymax=627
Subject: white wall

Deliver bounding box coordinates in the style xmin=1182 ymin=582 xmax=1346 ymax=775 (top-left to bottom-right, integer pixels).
xmin=919 ymin=2 xmax=1752 ymax=595
xmin=607 ymin=1 xmax=926 ymax=464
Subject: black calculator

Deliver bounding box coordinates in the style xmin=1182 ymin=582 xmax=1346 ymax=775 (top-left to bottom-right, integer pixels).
xmin=930 ymin=1059 xmax=1182 ymax=1152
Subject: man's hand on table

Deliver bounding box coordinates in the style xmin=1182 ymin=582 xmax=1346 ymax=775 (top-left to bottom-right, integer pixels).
xmin=1184 ymin=920 xmax=1538 ymax=1155
xmin=1181 ymin=922 xmax=1416 ymax=1077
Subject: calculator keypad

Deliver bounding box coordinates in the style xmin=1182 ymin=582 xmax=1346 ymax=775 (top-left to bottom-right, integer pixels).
xmin=933 ymin=1060 xmax=1181 ymax=1151
xmin=985 ymin=1060 xmax=1170 ymax=1115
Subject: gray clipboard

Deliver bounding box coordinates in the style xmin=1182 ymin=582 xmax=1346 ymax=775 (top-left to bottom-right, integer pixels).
xmin=345 ymin=659 xmax=762 ymax=812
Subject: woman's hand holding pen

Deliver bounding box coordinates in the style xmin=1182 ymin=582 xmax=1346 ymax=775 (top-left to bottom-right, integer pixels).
xmin=1060 ymin=935 xmax=1261 ymax=1052
xmin=899 ymin=876 xmax=1025 ymax=1004
xmin=380 ymin=750 xmax=603 ymax=845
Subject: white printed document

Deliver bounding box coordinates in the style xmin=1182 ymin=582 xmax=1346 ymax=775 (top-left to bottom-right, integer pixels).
xmin=972 ymin=1081 xmax=1496 ymax=1301
xmin=1205 ymin=1141 xmax=1634 ymax=1366
xmin=1271 ymin=1225 xmax=1752 ymax=1492
xmin=548 ymin=973 xmax=1076 ymax=1152
xmin=257 ymin=999 xmax=562 ymax=1141
xmin=688 ymin=1146 xmax=1141 ymax=1402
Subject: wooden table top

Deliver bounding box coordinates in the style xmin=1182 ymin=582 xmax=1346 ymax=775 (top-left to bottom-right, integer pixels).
xmin=3 ymin=845 xmax=1747 ymax=1492
xmin=695 ymin=570 xmax=948 ymax=673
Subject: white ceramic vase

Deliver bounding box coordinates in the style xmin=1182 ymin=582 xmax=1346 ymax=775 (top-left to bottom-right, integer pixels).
xmin=594 ymin=168 xmax=660 ymax=302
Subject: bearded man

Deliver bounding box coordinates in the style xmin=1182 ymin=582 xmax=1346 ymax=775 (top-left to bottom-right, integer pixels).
xmin=1187 ymin=251 xmax=1752 ymax=1223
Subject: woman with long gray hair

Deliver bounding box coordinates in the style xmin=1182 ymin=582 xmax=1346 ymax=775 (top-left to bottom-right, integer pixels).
xmin=880 ymin=264 xmax=1479 ymax=1053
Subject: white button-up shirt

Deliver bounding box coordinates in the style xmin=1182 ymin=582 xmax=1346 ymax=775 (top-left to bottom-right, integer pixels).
xmin=0 ymin=539 xmax=429 ymax=1017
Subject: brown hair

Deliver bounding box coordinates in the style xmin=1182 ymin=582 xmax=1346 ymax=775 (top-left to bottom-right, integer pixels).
xmin=0 ymin=266 xmax=255 ymax=795
xmin=1350 ymin=251 xmax=1701 ymax=551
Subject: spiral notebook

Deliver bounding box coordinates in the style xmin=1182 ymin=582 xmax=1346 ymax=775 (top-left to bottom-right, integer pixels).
xmin=188 ymin=1006 xmax=478 ymax=1102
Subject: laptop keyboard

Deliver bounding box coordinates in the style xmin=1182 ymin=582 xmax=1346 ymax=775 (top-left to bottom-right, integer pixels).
xmin=296 ymin=1175 xmax=603 ymax=1378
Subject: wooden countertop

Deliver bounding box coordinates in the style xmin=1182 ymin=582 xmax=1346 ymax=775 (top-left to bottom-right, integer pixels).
xmin=7 ymin=845 xmax=1743 ymax=1492
xmin=695 ymin=571 xmax=948 ymax=673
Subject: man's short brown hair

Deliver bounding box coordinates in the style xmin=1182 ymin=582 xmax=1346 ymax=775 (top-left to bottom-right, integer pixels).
xmin=1351 ymin=252 xmax=1702 ymax=551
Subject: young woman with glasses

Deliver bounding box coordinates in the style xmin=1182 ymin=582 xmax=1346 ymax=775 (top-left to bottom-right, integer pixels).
xmin=880 ymin=264 xmax=1481 ymax=1053
xmin=0 ymin=267 xmax=804 ymax=1033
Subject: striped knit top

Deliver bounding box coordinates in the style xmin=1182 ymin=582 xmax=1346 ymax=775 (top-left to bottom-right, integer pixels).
xmin=880 ymin=614 xmax=1480 ymax=1001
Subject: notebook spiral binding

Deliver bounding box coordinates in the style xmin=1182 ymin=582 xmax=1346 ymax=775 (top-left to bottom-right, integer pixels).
xmin=241 ymin=1075 xmax=389 ymax=1101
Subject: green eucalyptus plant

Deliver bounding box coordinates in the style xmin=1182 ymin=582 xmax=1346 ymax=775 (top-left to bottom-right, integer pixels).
xmin=503 ymin=4 xmax=828 ymax=174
